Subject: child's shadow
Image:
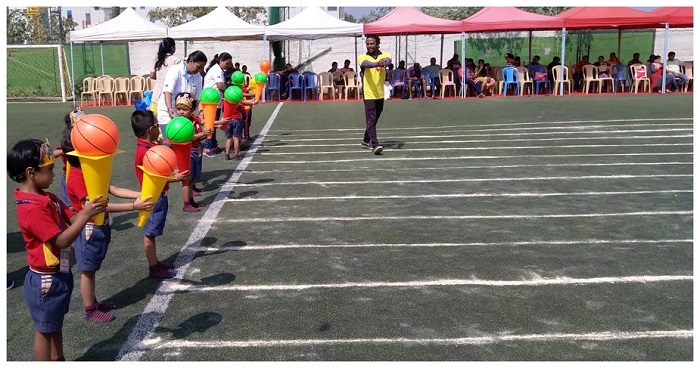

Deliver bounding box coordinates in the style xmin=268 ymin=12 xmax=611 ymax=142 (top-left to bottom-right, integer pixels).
xmin=154 ymin=311 xmax=223 ymax=340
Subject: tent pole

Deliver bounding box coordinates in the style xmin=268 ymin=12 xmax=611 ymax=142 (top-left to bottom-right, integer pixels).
xmin=439 ymin=34 xmax=444 ymax=66
xmin=354 ymin=36 xmax=358 ymax=72
xmin=662 ymin=22 xmax=669 ymax=94
xmin=560 ymin=27 xmax=566 ymax=96
xmin=395 ymin=36 xmax=398 ymax=64
xmin=405 ymin=35 xmax=408 ymax=64
xmin=617 ymin=29 xmax=622 ymax=60
xmin=461 ymin=32 xmax=465 ymax=99
xmin=528 ymin=31 xmax=532 ymax=64
xmin=100 ymin=42 xmax=105 ymax=75
xmin=70 ymin=42 xmax=76 ymax=107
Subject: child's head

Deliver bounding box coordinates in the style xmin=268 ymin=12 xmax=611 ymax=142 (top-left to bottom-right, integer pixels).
xmin=175 ymin=93 xmax=195 ymax=118
xmin=7 ymin=139 xmax=56 ymax=187
xmin=63 ymin=107 xmax=84 ymax=128
xmin=60 ymin=127 xmax=81 ymax=168
xmin=131 ymin=110 xmax=159 ymax=141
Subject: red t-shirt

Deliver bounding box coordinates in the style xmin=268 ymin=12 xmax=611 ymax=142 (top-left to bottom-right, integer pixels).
xmin=189 ymin=115 xmax=204 ymax=150
xmin=14 ymin=188 xmax=74 ymax=271
xmin=66 ymin=166 xmax=88 ymax=212
xmin=135 ymin=138 xmax=169 ymax=192
xmin=222 ymin=100 xmax=244 ymax=121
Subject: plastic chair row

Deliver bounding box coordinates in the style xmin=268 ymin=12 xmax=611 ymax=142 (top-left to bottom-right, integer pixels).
xmin=80 ymin=75 xmax=148 ymax=106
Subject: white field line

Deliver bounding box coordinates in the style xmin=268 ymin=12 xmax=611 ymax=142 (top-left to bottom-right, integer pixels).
xmin=231 ymin=174 xmax=691 ymax=188
xmin=168 ymin=275 xmax=693 ymax=292
xmin=256 ymin=143 xmax=692 ymax=156
xmin=188 ymin=238 xmax=692 ymax=252
xmin=280 ymin=128 xmax=692 ymax=142
xmin=146 ymin=329 xmax=693 ymax=350
xmin=266 ymin=117 xmax=692 ymax=133
xmin=262 ymin=134 xmax=693 ymax=148
xmin=116 ymin=103 xmax=285 ymax=362
xmin=225 ymin=190 xmax=692 ymax=202
xmin=247 ymin=152 xmax=693 ymax=164
xmin=241 ymin=162 xmax=692 ymax=174
xmin=205 ymin=211 xmax=693 ymax=224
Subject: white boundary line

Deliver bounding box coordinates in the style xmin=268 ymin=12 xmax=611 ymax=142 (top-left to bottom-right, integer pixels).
xmin=266 ymin=117 xmax=692 ymax=133
xmin=231 ymin=174 xmax=691 ymax=187
xmin=169 ymin=275 xmax=693 ymax=292
xmin=207 ymin=211 xmax=693 ymax=224
xmin=257 ymin=143 xmax=692 ymax=156
xmin=242 ymin=162 xmax=693 ymax=174
xmin=145 ymin=329 xmax=693 ymax=350
xmin=188 ymin=238 xmax=692 ymax=252
xmin=225 ymin=190 xmax=692 ymax=202
xmin=278 ymin=128 xmax=692 ymax=142
xmin=116 ymin=103 xmax=285 ymax=361
xmin=247 ymin=152 xmax=693 ymax=164
xmin=263 ymin=134 xmax=693 ymax=148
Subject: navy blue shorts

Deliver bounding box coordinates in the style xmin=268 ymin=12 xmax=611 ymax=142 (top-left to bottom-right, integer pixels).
xmin=144 ymin=194 xmax=168 ymax=237
xmin=74 ymin=223 xmax=112 ymax=272
xmin=23 ymin=270 xmax=73 ymax=333
xmin=190 ymin=151 xmax=202 ymax=181
xmin=225 ymin=118 xmax=244 ymax=138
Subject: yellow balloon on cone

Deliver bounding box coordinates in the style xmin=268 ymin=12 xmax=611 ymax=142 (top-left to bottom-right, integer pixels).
xmin=136 ymin=166 xmax=173 ymax=227
xmin=65 ymin=150 xmax=123 ymax=225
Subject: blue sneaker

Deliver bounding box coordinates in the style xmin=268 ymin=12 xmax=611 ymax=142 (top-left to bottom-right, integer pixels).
xmin=203 ymin=150 xmax=218 ymax=158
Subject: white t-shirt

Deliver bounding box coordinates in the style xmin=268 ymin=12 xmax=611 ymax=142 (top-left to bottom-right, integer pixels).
xmin=157 ymin=61 xmax=203 ymax=125
xmin=204 ymin=63 xmax=225 ymax=108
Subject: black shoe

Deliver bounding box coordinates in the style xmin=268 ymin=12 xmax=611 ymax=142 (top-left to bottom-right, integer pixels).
xmin=372 ymin=145 xmax=384 ymax=155
xmin=360 ymin=141 xmax=372 ymax=149
xmin=7 ymin=279 xmax=14 ymax=291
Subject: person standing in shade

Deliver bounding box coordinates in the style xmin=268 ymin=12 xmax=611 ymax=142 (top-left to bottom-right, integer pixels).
xmin=358 ymin=34 xmax=391 ymax=155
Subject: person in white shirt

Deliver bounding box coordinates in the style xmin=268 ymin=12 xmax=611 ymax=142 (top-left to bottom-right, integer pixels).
xmin=202 ymin=52 xmax=233 ymax=157
xmin=666 ymin=51 xmax=689 ymax=91
xmin=157 ymin=51 xmax=208 ymax=139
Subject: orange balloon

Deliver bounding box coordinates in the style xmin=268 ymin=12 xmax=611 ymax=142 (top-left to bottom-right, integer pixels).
xmin=70 ymin=114 xmax=120 ymax=155
xmin=143 ymin=145 xmax=177 ymax=176
xmin=260 ymin=60 xmax=271 ymax=74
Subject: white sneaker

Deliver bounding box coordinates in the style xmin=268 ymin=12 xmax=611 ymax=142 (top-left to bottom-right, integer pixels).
xmin=372 ymin=145 xmax=384 ymax=155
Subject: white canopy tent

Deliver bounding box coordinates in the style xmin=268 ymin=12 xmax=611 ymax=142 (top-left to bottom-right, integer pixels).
xmin=265 ymin=6 xmax=363 ymax=41
xmin=68 ymin=7 xmax=168 ymax=106
xmin=168 ymin=6 xmax=265 ymax=41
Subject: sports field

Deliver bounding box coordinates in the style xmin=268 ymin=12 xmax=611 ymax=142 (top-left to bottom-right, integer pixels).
xmin=5 ymin=93 xmax=693 ymax=361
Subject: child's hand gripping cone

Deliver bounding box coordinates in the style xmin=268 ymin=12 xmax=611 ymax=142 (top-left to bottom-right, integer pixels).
xmin=137 ymin=146 xmax=177 ymax=227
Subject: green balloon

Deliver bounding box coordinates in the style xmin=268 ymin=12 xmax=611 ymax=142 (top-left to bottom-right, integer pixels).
xmin=254 ymin=72 xmax=268 ymax=84
xmin=224 ymin=86 xmax=244 ymax=104
xmin=231 ymin=71 xmax=245 ymax=87
xmin=199 ymin=87 xmax=220 ymax=104
xmin=165 ymin=116 xmax=195 ymax=143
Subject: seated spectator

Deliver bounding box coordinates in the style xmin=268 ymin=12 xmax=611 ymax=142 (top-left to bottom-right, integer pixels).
xmin=547 ymin=56 xmax=561 ymax=86
xmin=339 ymin=59 xmax=354 ymax=74
xmin=406 ymin=62 xmax=429 ymax=99
xmin=514 ymin=56 xmax=522 ymax=67
xmin=388 ymin=67 xmax=407 ymax=98
xmin=593 ymin=55 xmax=608 ymax=68
xmin=474 ymin=59 xmax=496 ymax=94
xmin=423 ymin=57 xmax=441 ymax=91
xmin=525 ymin=55 xmax=541 ymax=73
xmin=606 ymin=52 xmax=620 ymax=66
xmin=461 ymin=62 xmax=485 ymax=98
xmin=279 ymin=63 xmax=299 ymax=99
xmin=329 ymin=61 xmax=344 ymax=85
xmin=648 ymin=55 xmax=675 ymax=92
xmin=627 ymin=53 xmax=642 ymax=66
xmin=504 ymin=53 xmax=516 ymax=67
xmin=328 ymin=61 xmax=339 ymax=74
xmin=397 ymin=60 xmax=406 ymax=70
xmin=666 ymin=51 xmax=690 ymax=91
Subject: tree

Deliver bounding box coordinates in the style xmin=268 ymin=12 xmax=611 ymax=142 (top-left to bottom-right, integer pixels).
xmin=6 ymin=7 xmax=76 ymax=44
xmin=344 ymin=13 xmax=357 ymax=23
xmin=147 ymin=6 xmax=267 ymax=27
xmin=359 ymin=7 xmax=393 ymax=23
xmin=420 ymin=7 xmax=481 ymax=20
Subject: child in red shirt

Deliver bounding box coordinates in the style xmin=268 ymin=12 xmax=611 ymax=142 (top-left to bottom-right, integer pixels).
xmin=131 ymin=110 xmax=188 ymax=279
xmin=221 ymin=95 xmax=258 ymax=160
xmin=8 ymin=139 xmax=107 ymax=360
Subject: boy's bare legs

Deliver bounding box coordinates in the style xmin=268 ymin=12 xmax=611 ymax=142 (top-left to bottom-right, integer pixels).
xmin=35 ymin=331 xmax=62 ymax=361
xmin=225 ymin=137 xmax=233 ymax=160
xmin=233 ymin=137 xmax=241 ymax=159
xmin=80 ymin=271 xmax=95 ymax=308
xmin=81 ymin=271 xmax=114 ymax=322
xmin=144 ymin=235 xmax=158 ymax=268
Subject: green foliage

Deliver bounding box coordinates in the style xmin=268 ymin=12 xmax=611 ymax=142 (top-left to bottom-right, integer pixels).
xmin=7 ymin=9 xmax=29 ymax=44
xmin=6 ymin=7 xmax=76 ymax=45
xmin=147 ymin=6 xmax=267 ymax=27
xmin=359 ymin=7 xmax=393 ymax=23
xmin=421 ymin=7 xmax=481 ymax=20
xmin=344 ymin=13 xmax=357 ymax=23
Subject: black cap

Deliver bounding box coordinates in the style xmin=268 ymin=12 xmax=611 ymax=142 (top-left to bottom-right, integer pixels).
xmin=505 ymin=53 xmax=515 ymax=59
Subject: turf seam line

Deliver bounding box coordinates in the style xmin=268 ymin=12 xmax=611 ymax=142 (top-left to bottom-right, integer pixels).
xmin=225 ymin=190 xmax=693 ymax=202
xmin=188 ymin=239 xmax=692 ymax=252
xmin=115 ymin=102 xmax=285 ymax=362
xmin=204 ymin=211 xmax=692 ymax=223
xmin=169 ymin=275 xmax=693 ymax=292
xmin=233 ymin=174 xmax=691 ymax=187
xmin=145 ymin=329 xmax=694 ymax=349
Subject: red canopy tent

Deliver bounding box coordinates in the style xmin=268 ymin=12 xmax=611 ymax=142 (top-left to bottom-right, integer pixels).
xmin=651 ymin=7 xmax=693 ymax=28
xmin=362 ymin=7 xmax=463 ymax=35
xmin=558 ymin=7 xmax=667 ymax=30
xmin=461 ymin=7 xmax=564 ymax=32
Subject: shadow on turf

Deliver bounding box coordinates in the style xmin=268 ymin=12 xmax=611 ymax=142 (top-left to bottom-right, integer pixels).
xmin=380 ymin=140 xmax=405 ymax=149
xmin=7 ymin=232 xmax=26 ymax=254
xmin=75 ymin=311 xmax=222 ymax=360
